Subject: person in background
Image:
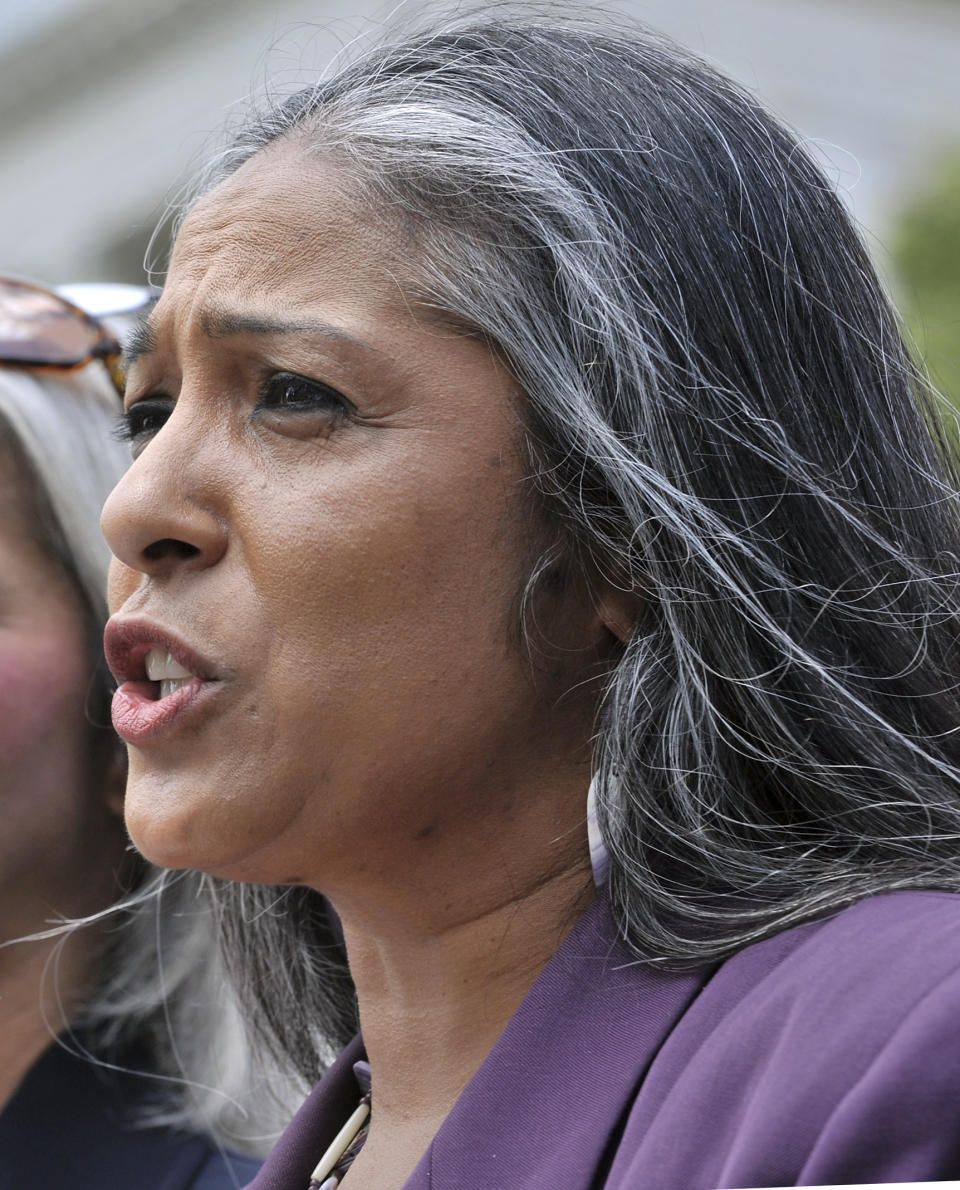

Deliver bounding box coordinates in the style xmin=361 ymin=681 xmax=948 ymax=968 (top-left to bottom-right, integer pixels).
xmin=0 ymin=277 xmax=270 ymax=1188
xmin=103 ymin=12 xmax=960 ymax=1190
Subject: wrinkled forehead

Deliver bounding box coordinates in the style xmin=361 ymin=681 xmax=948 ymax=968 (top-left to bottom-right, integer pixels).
xmin=168 ymin=142 xmax=411 ymax=306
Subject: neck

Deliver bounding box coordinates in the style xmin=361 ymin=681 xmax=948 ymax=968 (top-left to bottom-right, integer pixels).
xmin=334 ymin=855 xmax=594 ymax=1185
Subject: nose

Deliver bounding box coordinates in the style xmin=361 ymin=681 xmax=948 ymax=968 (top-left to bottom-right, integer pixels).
xmin=101 ymin=415 xmax=228 ymax=583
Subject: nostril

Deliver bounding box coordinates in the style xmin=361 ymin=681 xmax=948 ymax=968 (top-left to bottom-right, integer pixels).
xmin=143 ymin=538 xmax=201 ymax=562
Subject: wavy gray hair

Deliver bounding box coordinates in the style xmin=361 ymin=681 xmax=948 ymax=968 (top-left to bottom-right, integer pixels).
xmin=0 ymin=365 xmax=293 ymax=1150
xmin=182 ymin=11 xmax=960 ymax=1080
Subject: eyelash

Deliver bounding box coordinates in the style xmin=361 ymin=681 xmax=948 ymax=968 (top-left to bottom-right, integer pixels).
xmin=113 ymin=399 xmax=170 ymax=444
xmin=255 ymin=372 xmax=352 ymax=419
xmin=113 ymin=372 xmax=353 ymax=445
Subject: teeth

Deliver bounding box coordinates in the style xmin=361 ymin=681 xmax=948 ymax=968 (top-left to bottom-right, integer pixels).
xmin=144 ymin=648 xmax=194 ymax=681
xmin=159 ymin=677 xmax=192 ymax=699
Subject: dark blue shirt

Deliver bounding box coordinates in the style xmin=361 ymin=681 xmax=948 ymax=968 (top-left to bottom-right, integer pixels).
xmin=0 ymin=1041 xmax=261 ymax=1189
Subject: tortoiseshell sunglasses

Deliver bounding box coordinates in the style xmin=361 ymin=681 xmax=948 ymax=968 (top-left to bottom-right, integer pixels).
xmin=0 ymin=276 xmax=130 ymax=397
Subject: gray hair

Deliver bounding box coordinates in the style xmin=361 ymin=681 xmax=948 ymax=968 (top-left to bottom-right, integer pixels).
xmin=182 ymin=10 xmax=960 ymax=1079
xmin=0 ymin=365 xmax=294 ymax=1150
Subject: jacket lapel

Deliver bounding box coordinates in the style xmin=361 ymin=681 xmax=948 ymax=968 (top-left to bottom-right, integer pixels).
xmin=248 ymin=1035 xmax=366 ymax=1190
xmin=250 ymin=895 xmax=708 ymax=1190
xmin=406 ymin=894 xmax=708 ymax=1189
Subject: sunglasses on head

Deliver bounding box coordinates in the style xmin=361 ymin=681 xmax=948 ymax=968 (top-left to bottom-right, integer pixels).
xmin=0 ymin=276 xmax=154 ymax=398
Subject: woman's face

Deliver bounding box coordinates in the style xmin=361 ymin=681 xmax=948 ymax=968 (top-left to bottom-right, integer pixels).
xmin=0 ymin=450 xmax=121 ymax=933
xmin=102 ymin=142 xmax=607 ymax=902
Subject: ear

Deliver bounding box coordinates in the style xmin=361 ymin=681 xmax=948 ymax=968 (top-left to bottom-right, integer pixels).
xmin=103 ymin=745 xmax=128 ymax=819
xmin=594 ymin=583 xmax=640 ymax=645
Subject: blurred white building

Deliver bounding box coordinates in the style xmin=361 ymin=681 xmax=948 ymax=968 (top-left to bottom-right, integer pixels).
xmin=1 ymin=0 xmax=959 ymax=284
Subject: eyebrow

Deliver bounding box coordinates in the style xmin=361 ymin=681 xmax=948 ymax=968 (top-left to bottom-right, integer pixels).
xmin=124 ymin=315 xmax=159 ymax=370
xmin=123 ymin=306 xmax=376 ymax=370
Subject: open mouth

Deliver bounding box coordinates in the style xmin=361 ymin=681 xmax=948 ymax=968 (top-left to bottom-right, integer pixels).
xmin=144 ymin=648 xmax=198 ymax=700
xmin=104 ymin=618 xmax=223 ymax=744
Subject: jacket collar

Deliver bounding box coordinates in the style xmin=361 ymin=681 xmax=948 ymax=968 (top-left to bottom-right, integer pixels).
xmin=252 ymin=893 xmax=708 ymax=1190
xmin=409 ymin=893 xmax=707 ymax=1187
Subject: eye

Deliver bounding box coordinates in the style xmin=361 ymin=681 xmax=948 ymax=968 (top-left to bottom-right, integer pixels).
xmin=257 ymin=372 xmax=352 ymax=418
xmin=114 ymin=398 xmax=173 ymax=455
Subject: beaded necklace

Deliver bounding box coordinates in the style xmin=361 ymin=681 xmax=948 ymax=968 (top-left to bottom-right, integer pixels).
xmin=308 ymin=1061 xmax=372 ymax=1190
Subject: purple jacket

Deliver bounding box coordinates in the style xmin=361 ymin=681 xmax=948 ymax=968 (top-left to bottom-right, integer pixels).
xmin=249 ymin=891 xmax=960 ymax=1188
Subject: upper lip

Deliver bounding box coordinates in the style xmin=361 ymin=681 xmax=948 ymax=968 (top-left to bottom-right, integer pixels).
xmin=104 ymin=617 xmax=220 ymax=685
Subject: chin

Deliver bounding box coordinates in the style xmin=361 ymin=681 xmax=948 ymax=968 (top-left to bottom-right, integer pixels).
xmin=123 ymin=766 xmax=294 ymax=883
xmin=124 ymin=768 xmax=222 ymax=872
xmin=125 ymin=803 xmax=198 ymax=871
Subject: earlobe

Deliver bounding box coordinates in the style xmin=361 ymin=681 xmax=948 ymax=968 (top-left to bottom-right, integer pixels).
xmin=594 ymin=586 xmax=639 ymax=645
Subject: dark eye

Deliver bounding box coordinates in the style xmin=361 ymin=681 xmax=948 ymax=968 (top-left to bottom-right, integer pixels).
xmin=114 ymin=398 xmax=173 ymax=452
xmin=257 ymin=372 xmax=351 ymax=417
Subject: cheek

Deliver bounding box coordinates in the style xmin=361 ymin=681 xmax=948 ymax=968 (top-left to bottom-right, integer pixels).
xmin=0 ymin=631 xmax=90 ymax=799
xmin=0 ymin=634 xmax=85 ymax=735
xmin=253 ymin=489 xmax=503 ymax=692
xmin=245 ymin=474 xmax=535 ymax=776
xmin=254 ymin=443 xmax=528 ymax=621
xmin=0 ymin=626 xmax=125 ymax=918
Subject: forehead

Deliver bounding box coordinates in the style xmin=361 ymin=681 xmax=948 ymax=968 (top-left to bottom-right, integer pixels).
xmin=166 ymin=141 xmax=408 ymax=316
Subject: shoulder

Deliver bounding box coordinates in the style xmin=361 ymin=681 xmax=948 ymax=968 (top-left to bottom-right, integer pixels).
xmin=682 ymin=891 xmax=960 ymax=1046
xmin=89 ymin=1131 xmax=262 ymax=1190
xmin=776 ymin=887 xmax=960 ymax=970
xmin=745 ymin=890 xmax=960 ymax=1046
xmin=612 ymin=892 xmax=960 ymax=1189
xmin=733 ymin=889 xmax=960 ymax=1014
xmin=146 ymin=1134 xmax=262 ymax=1190
xmin=0 ymin=1039 xmax=264 ymax=1190
xmin=664 ymin=890 xmax=960 ymax=1054
xmin=184 ymin=1146 xmax=263 ymax=1190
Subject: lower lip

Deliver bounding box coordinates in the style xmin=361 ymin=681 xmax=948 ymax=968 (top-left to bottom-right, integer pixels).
xmin=111 ymin=677 xmax=218 ymax=744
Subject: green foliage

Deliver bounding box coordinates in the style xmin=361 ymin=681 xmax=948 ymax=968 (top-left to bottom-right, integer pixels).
xmin=891 ymin=153 xmax=960 ymax=408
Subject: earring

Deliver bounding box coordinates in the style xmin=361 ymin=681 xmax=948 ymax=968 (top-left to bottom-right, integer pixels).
xmin=586 ymin=773 xmax=610 ymax=887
